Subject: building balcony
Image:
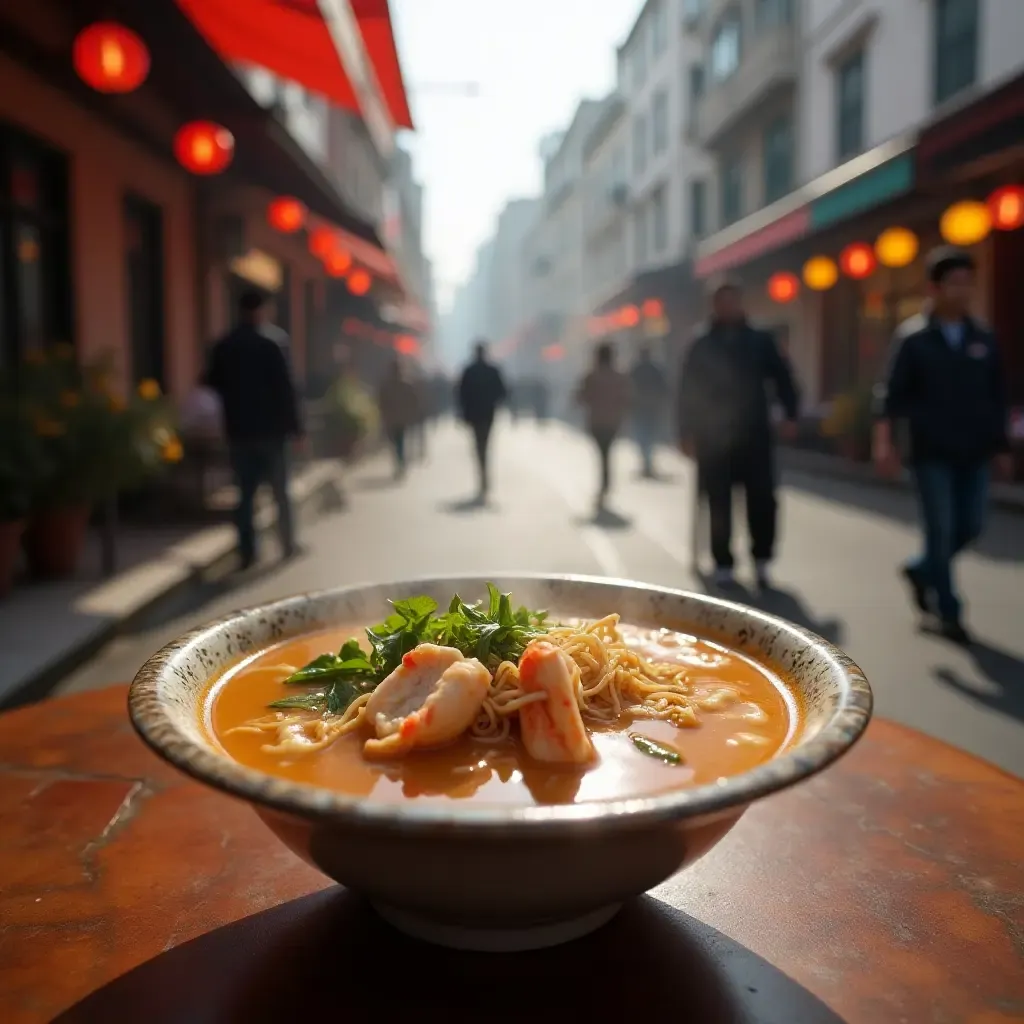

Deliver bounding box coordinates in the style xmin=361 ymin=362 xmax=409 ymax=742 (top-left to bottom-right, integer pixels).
xmin=695 ymin=24 xmax=797 ymax=148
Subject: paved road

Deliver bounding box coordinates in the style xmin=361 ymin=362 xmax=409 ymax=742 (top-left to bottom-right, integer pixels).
xmin=58 ymin=417 xmax=1024 ymax=777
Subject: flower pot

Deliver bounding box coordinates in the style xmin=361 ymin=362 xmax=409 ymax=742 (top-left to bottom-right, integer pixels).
xmin=24 ymin=505 xmax=91 ymax=580
xmin=0 ymin=519 xmax=26 ymax=598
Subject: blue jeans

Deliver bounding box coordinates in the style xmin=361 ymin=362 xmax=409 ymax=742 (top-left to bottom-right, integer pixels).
xmin=229 ymin=440 xmax=295 ymax=566
xmin=908 ymin=460 xmax=989 ymax=621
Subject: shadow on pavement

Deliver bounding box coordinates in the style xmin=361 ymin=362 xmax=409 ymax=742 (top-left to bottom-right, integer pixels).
xmin=696 ymin=575 xmax=845 ymax=646
xmin=933 ymin=640 xmax=1024 ymax=725
xmin=351 ymin=473 xmax=401 ymax=491
xmin=438 ymin=496 xmax=492 ymax=515
xmin=56 ymin=888 xmax=846 ymax=1024
xmin=781 ymin=472 xmax=1024 ymax=563
xmin=576 ymin=507 xmax=633 ymax=530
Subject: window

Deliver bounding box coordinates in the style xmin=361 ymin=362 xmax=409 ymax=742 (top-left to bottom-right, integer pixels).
xmin=934 ymin=0 xmax=978 ymax=105
xmin=652 ymin=90 xmax=669 ymax=155
xmin=836 ymin=50 xmax=864 ymax=161
xmin=721 ymin=155 xmax=743 ymax=226
xmin=683 ymin=0 xmax=706 ymax=21
xmin=651 ymin=186 xmax=668 ymax=253
xmin=633 ymin=115 xmax=648 ymax=175
xmin=755 ymin=0 xmax=792 ymax=32
xmin=689 ymin=64 xmax=705 ymax=102
xmin=632 ymin=28 xmax=647 ymax=89
xmin=634 ymin=202 xmax=649 ymax=264
xmin=652 ymin=0 xmax=668 ymax=57
xmin=710 ymin=11 xmax=741 ymax=82
xmin=763 ymin=114 xmax=793 ymax=204
xmin=690 ymin=178 xmax=707 ymax=239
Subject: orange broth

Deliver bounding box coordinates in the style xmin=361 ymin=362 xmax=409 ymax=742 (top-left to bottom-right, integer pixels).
xmin=205 ymin=624 xmax=800 ymax=807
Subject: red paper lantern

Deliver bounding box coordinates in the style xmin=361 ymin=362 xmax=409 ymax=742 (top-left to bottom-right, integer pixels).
xmin=839 ymin=242 xmax=876 ymax=280
xmin=309 ymin=226 xmax=339 ymax=258
xmin=347 ymin=269 xmax=372 ymax=296
xmin=987 ymin=185 xmax=1024 ymax=231
xmin=620 ymin=305 xmax=640 ymax=327
xmin=324 ymin=250 xmax=352 ymax=277
xmin=268 ymin=197 xmax=307 ymax=233
xmin=767 ymin=272 xmax=799 ymax=304
xmin=396 ymin=335 xmax=420 ymax=356
xmin=174 ymin=122 xmax=234 ymax=175
xmin=641 ymin=298 xmax=664 ymax=318
xmin=73 ymin=22 xmax=150 ymax=94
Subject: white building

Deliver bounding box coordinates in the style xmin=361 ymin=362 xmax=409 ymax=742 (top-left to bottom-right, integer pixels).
xmin=486 ymin=198 xmax=540 ymax=350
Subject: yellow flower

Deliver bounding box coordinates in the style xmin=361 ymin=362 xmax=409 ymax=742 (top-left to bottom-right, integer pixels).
xmin=161 ymin=438 xmax=184 ymax=463
xmin=59 ymin=390 xmax=80 ymax=409
xmin=54 ymin=342 xmax=75 ymax=360
xmin=34 ymin=417 xmax=66 ymax=438
xmin=138 ymin=379 xmax=161 ymax=401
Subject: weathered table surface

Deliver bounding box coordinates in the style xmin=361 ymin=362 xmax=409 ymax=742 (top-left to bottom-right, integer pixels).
xmin=1 ymin=685 xmax=1021 ymax=1023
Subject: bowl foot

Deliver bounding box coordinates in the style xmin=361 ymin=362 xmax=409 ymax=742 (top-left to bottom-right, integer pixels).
xmin=371 ymin=901 xmax=622 ymax=952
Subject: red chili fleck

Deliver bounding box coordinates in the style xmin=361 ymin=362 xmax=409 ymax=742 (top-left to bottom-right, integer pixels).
xmin=400 ymin=717 xmax=417 ymax=739
xmin=402 ymin=652 xmax=417 ymax=668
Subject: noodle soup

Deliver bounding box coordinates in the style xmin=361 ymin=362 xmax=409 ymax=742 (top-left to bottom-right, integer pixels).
xmin=206 ymin=586 xmax=799 ymax=807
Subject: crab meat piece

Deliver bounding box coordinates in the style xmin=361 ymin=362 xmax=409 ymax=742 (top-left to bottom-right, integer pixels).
xmin=363 ymin=643 xmax=490 ymax=758
xmin=517 ymin=641 xmax=595 ymax=765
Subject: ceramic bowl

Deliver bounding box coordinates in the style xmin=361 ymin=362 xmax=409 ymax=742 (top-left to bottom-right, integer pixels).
xmin=129 ymin=575 xmax=872 ymax=952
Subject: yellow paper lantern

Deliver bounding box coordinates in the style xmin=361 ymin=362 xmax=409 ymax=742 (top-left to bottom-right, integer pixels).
xmin=875 ymin=227 xmax=919 ymax=268
xmin=940 ymin=201 xmax=991 ymax=247
xmin=802 ymin=256 xmax=838 ymax=291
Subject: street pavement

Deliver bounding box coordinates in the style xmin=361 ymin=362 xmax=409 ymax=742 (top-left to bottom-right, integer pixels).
xmin=57 ymin=416 xmax=1024 ymax=777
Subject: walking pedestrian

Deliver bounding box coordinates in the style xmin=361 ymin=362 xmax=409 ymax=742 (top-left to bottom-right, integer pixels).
xmin=676 ymin=280 xmax=799 ymax=589
xmin=378 ymin=358 xmax=420 ymax=479
xmin=630 ymin=344 xmax=669 ymax=478
xmin=873 ymin=246 xmax=1012 ymax=644
xmin=457 ymin=341 xmax=507 ymax=498
xmin=205 ymin=289 xmax=302 ymax=569
xmin=577 ymin=343 xmax=631 ymax=511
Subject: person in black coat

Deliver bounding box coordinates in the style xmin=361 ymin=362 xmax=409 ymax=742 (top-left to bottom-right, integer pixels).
xmin=677 ymin=281 xmax=799 ymax=588
xmin=457 ymin=341 xmax=507 ymax=498
xmin=205 ymin=289 xmax=302 ymax=569
xmin=873 ymin=246 xmax=1012 ymax=644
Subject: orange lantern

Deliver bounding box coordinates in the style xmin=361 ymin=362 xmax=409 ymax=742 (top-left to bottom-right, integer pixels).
xmin=347 ymin=269 xmax=372 ymax=295
xmin=324 ymin=250 xmax=352 ymax=277
xmin=73 ymin=22 xmax=150 ymax=94
xmin=268 ymin=197 xmax=307 ymax=233
xmin=875 ymin=227 xmax=919 ymax=268
xmin=802 ymin=256 xmax=838 ymax=291
xmin=767 ymin=272 xmax=799 ymax=304
xmin=309 ymin=226 xmax=339 ymax=258
xmin=620 ymin=305 xmax=640 ymax=327
xmin=839 ymin=242 xmax=876 ymax=280
xmin=641 ymin=298 xmax=664 ymax=318
xmin=396 ymin=335 xmax=420 ymax=356
xmin=940 ymin=200 xmax=990 ymax=246
xmin=987 ymin=185 xmax=1024 ymax=231
xmin=174 ymin=122 xmax=234 ymax=175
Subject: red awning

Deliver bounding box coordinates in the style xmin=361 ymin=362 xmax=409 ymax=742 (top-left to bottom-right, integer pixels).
xmin=332 ymin=224 xmax=400 ymax=281
xmin=175 ymin=0 xmax=413 ymax=130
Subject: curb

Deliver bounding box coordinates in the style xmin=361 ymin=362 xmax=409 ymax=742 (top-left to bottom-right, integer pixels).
xmin=0 ymin=461 xmax=345 ymax=711
xmin=778 ymin=448 xmax=1024 ymax=515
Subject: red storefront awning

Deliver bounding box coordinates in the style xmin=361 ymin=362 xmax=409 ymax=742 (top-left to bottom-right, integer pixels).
xmin=174 ymin=0 xmax=413 ymax=130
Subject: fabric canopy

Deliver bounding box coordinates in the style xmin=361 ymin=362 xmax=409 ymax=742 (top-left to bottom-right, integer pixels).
xmin=175 ymin=0 xmax=413 ymax=130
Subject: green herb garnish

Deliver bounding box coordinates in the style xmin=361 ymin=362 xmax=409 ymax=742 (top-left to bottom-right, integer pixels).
xmin=268 ymin=584 xmax=551 ymax=716
xmin=629 ymin=733 xmax=684 ymax=765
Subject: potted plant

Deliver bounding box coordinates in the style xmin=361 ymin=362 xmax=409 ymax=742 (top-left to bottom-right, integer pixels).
xmin=0 ymin=398 xmax=45 ymax=597
xmin=322 ymin=372 xmax=380 ymax=461
xmin=820 ymin=386 xmax=875 ymax=462
xmin=20 ymin=347 xmax=181 ymax=578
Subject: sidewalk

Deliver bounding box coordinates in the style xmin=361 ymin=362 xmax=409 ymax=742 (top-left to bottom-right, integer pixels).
xmin=778 ymin=446 xmax=1024 ymax=514
xmin=0 ymin=460 xmax=344 ymax=710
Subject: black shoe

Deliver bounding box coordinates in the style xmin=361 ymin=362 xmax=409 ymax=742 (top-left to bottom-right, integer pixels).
xmin=901 ymin=566 xmax=931 ymax=613
xmin=939 ymin=618 xmax=971 ymax=646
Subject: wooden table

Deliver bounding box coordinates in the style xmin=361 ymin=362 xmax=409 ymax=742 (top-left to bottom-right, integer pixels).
xmin=1 ymin=687 xmax=1022 ymax=1024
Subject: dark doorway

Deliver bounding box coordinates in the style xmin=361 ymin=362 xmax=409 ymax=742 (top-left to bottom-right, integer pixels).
xmin=0 ymin=122 xmax=72 ymax=369
xmin=124 ymin=193 xmax=165 ymax=387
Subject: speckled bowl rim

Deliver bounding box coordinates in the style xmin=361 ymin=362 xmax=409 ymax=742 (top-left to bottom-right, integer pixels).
xmin=128 ymin=574 xmax=873 ymax=836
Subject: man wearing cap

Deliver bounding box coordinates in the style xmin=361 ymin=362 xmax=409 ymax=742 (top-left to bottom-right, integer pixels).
xmin=677 ymin=279 xmax=800 ymax=589
xmin=874 ymin=246 xmax=1012 ymax=644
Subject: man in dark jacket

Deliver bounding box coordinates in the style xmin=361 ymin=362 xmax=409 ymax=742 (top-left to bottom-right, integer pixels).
xmin=873 ymin=247 xmax=1011 ymax=643
xmin=457 ymin=341 xmax=507 ymax=498
xmin=206 ymin=289 xmax=302 ymax=569
xmin=677 ymin=281 xmax=799 ymax=588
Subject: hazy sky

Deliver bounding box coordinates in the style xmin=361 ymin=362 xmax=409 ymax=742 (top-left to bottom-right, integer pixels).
xmin=390 ymin=0 xmax=641 ymax=311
